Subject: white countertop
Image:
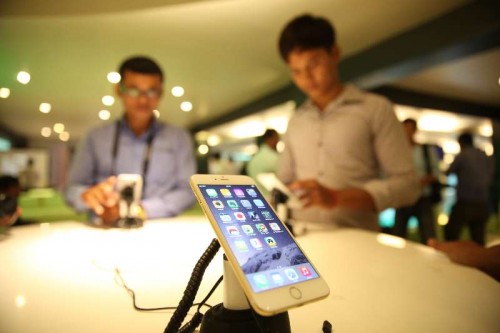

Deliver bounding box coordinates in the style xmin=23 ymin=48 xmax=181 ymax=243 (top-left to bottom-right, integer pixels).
xmin=1 ymin=217 xmax=499 ymax=333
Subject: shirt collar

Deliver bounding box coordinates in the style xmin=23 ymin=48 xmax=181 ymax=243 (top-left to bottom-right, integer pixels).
xmin=304 ymin=84 xmax=364 ymax=114
xmin=119 ymin=115 xmax=159 ymax=139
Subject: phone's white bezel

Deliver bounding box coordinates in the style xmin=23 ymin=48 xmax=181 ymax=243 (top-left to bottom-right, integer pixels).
xmin=190 ymin=174 xmax=330 ymax=316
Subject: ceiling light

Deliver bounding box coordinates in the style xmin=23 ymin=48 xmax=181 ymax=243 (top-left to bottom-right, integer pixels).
xmin=181 ymin=101 xmax=193 ymax=112
xmin=0 ymin=88 xmax=10 ymax=98
xmin=484 ymin=143 xmax=494 ymax=156
xmin=39 ymin=103 xmax=51 ymax=113
xmin=418 ymin=114 xmax=459 ymax=132
xmin=478 ymin=122 xmax=493 ymax=137
xmin=153 ymin=109 xmax=160 ymax=118
xmin=98 ymin=110 xmax=111 ymax=120
xmin=41 ymin=127 xmax=51 ymax=137
xmin=59 ymin=131 xmax=70 ymax=142
xmin=195 ymin=131 xmax=210 ymax=142
xmin=171 ymin=86 xmax=184 ymax=97
xmin=207 ymin=134 xmax=221 ymax=147
xmin=198 ymin=144 xmax=209 ymax=155
xmin=230 ymin=120 xmax=265 ymax=139
xmin=17 ymin=71 xmax=31 ymax=84
xmin=53 ymin=123 xmax=65 ymax=134
xmin=107 ymin=72 xmax=121 ymax=84
xmin=437 ymin=214 xmax=449 ymax=226
xmin=441 ymin=140 xmax=460 ymax=154
xmin=264 ymin=116 xmax=289 ymax=134
xmin=102 ymin=95 xmax=114 ymax=106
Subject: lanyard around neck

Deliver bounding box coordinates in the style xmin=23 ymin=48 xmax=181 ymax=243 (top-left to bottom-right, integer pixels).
xmin=111 ymin=120 xmax=156 ymax=193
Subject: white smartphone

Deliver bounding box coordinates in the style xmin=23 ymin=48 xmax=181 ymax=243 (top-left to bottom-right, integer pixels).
xmin=256 ymin=173 xmax=303 ymax=209
xmin=116 ymin=174 xmax=143 ymax=219
xmin=190 ymin=174 xmax=330 ymax=316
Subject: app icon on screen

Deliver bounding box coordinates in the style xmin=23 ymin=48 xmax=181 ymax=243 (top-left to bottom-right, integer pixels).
xmin=241 ymin=224 xmax=254 ymax=234
xmin=249 ymin=238 xmax=263 ymax=249
xmin=212 ymin=200 xmax=224 ymax=209
xmin=264 ymin=237 xmax=277 ymax=247
xmin=220 ymin=188 xmax=232 ymax=197
xmin=246 ymin=188 xmax=257 ymax=197
xmin=240 ymin=200 xmax=252 ymax=209
xmin=261 ymin=211 xmax=273 ymax=219
xmin=269 ymin=222 xmax=281 ymax=231
xmin=219 ymin=213 xmax=232 ymax=222
xmin=299 ymin=266 xmax=312 ymax=277
xmin=253 ymin=274 xmax=269 ymax=289
xmin=271 ymin=273 xmax=285 ymax=285
xmin=233 ymin=188 xmax=245 ymax=197
xmin=234 ymin=212 xmax=246 ymax=221
xmin=256 ymin=223 xmax=268 ymax=234
xmin=235 ymin=240 xmax=248 ymax=251
xmin=226 ymin=225 xmax=240 ymax=236
xmin=206 ymin=189 xmax=217 ymax=197
xmin=248 ymin=211 xmax=260 ymax=221
xmin=253 ymin=199 xmax=265 ymax=208
xmin=227 ymin=200 xmax=238 ymax=208
xmin=285 ymin=268 xmax=299 ymax=281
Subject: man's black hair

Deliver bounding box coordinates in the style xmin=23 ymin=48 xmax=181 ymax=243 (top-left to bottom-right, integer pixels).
xmin=119 ymin=56 xmax=164 ymax=82
xmin=458 ymin=132 xmax=473 ymax=147
xmin=402 ymin=118 xmax=418 ymax=128
xmin=0 ymin=175 xmax=20 ymax=192
xmin=257 ymin=129 xmax=278 ymax=146
xmin=278 ymin=14 xmax=336 ymax=62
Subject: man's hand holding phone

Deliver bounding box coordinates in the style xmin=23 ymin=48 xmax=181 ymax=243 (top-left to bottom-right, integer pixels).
xmin=289 ymin=179 xmax=376 ymax=212
xmin=81 ymin=176 xmax=120 ymax=225
xmin=288 ymin=179 xmax=337 ymax=208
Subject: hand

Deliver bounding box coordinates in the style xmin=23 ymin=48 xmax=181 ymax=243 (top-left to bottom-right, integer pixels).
xmin=81 ymin=176 xmax=120 ymax=225
xmin=0 ymin=207 xmax=21 ymax=227
xmin=288 ymin=179 xmax=336 ymax=208
xmin=427 ymin=239 xmax=484 ymax=267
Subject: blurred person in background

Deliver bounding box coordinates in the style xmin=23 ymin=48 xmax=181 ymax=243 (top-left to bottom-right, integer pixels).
xmin=18 ymin=158 xmax=39 ymax=190
xmin=65 ymin=56 xmax=195 ymax=226
xmin=277 ymin=14 xmax=419 ymax=231
xmin=208 ymin=152 xmax=240 ymax=175
xmin=445 ymin=132 xmax=494 ymax=245
xmin=0 ymin=175 xmax=21 ymax=228
xmin=247 ymin=129 xmax=280 ymax=196
xmin=393 ymin=119 xmax=440 ymax=244
xmin=428 ymin=239 xmax=500 ymax=282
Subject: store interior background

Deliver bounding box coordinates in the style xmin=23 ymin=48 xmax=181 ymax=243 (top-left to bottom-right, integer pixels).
xmin=1 ymin=0 xmax=499 ymax=243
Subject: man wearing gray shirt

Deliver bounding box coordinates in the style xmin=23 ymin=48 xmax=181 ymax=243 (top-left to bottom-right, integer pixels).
xmin=445 ymin=133 xmax=493 ymax=245
xmin=276 ymin=14 xmax=419 ymax=231
xmin=65 ymin=56 xmax=195 ymax=225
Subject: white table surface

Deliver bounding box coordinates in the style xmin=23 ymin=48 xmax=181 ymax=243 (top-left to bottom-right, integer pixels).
xmin=1 ymin=217 xmax=499 ymax=333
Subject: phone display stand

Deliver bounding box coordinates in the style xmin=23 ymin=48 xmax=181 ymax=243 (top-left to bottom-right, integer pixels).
xmin=199 ymin=255 xmax=291 ymax=333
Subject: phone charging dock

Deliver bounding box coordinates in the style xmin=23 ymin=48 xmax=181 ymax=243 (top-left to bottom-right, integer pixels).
xmin=200 ymin=255 xmax=291 ymax=333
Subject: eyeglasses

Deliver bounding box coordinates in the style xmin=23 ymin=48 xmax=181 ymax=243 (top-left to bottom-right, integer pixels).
xmin=120 ymin=85 xmax=162 ymax=99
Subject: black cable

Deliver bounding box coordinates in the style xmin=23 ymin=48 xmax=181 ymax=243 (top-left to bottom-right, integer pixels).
xmin=164 ymin=238 xmax=221 ymax=333
xmin=114 ymin=268 xmax=214 ymax=311
xmin=177 ymin=275 xmax=223 ymax=333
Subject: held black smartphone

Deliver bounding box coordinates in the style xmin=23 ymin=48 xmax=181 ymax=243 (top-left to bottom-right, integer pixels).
xmin=190 ymin=174 xmax=330 ymax=316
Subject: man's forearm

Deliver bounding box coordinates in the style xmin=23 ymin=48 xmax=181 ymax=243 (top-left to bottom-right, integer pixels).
xmin=335 ymin=188 xmax=376 ymax=212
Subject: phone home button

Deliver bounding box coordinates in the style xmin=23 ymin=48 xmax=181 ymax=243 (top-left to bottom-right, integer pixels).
xmin=289 ymin=287 xmax=302 ymax=300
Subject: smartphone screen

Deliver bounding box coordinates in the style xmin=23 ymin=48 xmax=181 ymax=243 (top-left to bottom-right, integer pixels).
xmin=197 ymin=183 xmax=319 ymax=293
